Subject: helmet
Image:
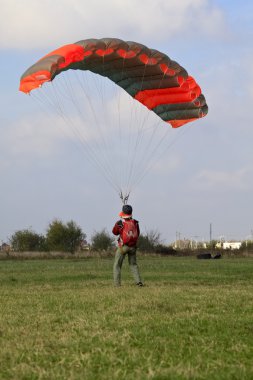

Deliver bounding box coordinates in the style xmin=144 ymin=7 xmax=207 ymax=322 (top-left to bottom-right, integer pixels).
xmin=122 ymin=205 xmax=132 ymax=215
xmin=119 ymin=204 xmax=132 ymax=218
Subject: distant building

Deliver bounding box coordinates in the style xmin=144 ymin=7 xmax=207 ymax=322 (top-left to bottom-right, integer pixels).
xmin=79 ymin=239 xmax=90 ymax=251
xmin=0 ymin=242 xmax=11 ymax=252
xmin=216 ymin=241 xmax=242 ymax=250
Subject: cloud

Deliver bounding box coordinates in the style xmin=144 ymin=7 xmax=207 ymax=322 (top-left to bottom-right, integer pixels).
xmin=202 ymin=50 xmax=253 ymax=142
xmin=151 ymin=155 xmax=182 ymax=174
xmin=0 ymin=114 xmax=67 ymax=167
xmin=192 ymin=168 xmax=251 ymax=191
xmin=0 ymin=0 xmax=226 ymax=50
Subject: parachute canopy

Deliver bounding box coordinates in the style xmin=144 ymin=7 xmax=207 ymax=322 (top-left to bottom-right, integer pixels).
xmin=19 ymin=38 xmax=208 ymax=128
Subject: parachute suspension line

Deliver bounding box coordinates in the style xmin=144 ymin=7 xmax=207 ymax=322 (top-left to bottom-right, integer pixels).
xmin=124 ymin=106 xmax=149 ymax=196
xmin=116 ymin=57 xmax=126 ymax=195
xmin=61 ymin=70 xmax=123 ymax=194
xmin=32 ymin=83 xmax=121 ymax=196
xmin=94 ymin=69 xmax=129 ymax=194
xmin=125 ymin=67 xmax=185 ymax=193
xmin=76 ymin=71 xmax=101 ymax=134
xmin=109 ymin=57 xmax=140 ymax=198
xmin=98 ymin=57 xmax=125 ymax=194
xmin=99 ymin=57 xmax=114 ymax=159
xmin=30 ymin=92 xmax=120 ymax=195
xmin=116 ymin=56 xmax=140 ymax=198
xmin=126 ymin=64 xmax=148 ymax=173
xmin=62 ymin=72 xmax=111 ymax=168
xmin=131 ymin=122 xmax=170 ymax=188
xmin=126 ymin=127 xmax=155 ymax=189
xmin=115 ymin=59 xmax=146 ymax=198
xmin=63 ymin=71 xmax=120 ymax=187
xmin=130 ymin=68 xmax=184 ymax=186
xmin=124 ymin=62 xmax=156 ymax=196
xmin=127 ymin=71 xmax=172 ymax=188
xmin=89 ymin=58 xmax=124 ymax=191
xmin=130 ymin=119 xmax=162 ymax=188
xmin=121 ymin=78 xmax=141 ymax=195
xmin=51 ymin=78 xmax=120 ymax=189
xmin=135 ymin=63 xmax=202 ymax=186
xmin=131 ymin=123 xmax=191 ymax=191
xmin=127 ymin=120 xmax=163 ymax=190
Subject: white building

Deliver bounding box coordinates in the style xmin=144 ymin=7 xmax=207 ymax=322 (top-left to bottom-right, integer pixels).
xmin=216 ymin=241 xmax=242 ymax=250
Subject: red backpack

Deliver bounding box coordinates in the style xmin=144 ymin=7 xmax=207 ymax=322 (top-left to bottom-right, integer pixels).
xmin=121 ymin=219 xmax=139 ymax=247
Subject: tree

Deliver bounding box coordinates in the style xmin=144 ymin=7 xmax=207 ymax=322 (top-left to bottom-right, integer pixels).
xmin=240 ymin=240 xmax=253 ymax=251
xmin=91 ymin=229 xmax=114 ymax=251
xmin=65 ymin=220 xmax=86 ymax=254
xmin=10 ymin=229 xmax=46 ymax=252
xmin=46 ymin=219 xmax=85 ymax=253
xmin=137 ymin=229 xmax=162 ymax=252
xmin=205 ymin=240 xmax=219 ymax=250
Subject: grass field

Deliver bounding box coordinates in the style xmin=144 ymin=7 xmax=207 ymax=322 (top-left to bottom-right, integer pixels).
xmin=0 ymin=256 xmax=253 ymax=380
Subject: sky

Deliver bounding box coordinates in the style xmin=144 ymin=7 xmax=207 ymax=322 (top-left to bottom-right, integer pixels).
xmin=0 ymin=0 xmax=253 ymax=244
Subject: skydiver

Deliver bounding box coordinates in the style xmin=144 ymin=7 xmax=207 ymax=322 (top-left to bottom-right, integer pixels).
xmin=112 ymin=204 xmax=143 ymax=287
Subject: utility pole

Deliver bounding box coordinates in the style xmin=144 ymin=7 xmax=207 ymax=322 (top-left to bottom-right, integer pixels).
xmin=210 ymin=223 xmax=212 ymax=242
xmin=175 ymin=231 xmax=181 ymax=249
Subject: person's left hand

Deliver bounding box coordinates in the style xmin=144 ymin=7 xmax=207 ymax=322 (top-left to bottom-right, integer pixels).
xmin=116 ymin=220 xmax=123 ymax=227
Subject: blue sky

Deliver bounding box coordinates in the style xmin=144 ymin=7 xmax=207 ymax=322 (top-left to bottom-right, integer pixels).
xmin=0 ymin=0 xmax=253 ymax=244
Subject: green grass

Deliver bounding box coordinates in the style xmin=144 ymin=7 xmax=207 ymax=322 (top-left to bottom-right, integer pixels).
xmin=0 ymin=256 xmax=253 ymax=379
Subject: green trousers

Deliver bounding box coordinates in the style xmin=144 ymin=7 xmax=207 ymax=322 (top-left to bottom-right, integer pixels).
xmin=113 ymin=245 xmax=142 ymax=286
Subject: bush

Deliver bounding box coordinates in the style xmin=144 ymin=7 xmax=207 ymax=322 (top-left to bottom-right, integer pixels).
xmin=154 ymin=244 xmax=177 ymax=255
xmin=137 ymin=229 xmax=162 ymax=252
xmin=10 ymin=229 xmax=46 ymax=252
xmin=46 ymin=219 xmax=85 ymax=254
xmin=91 ymin=229 xmax=114 ymax=251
